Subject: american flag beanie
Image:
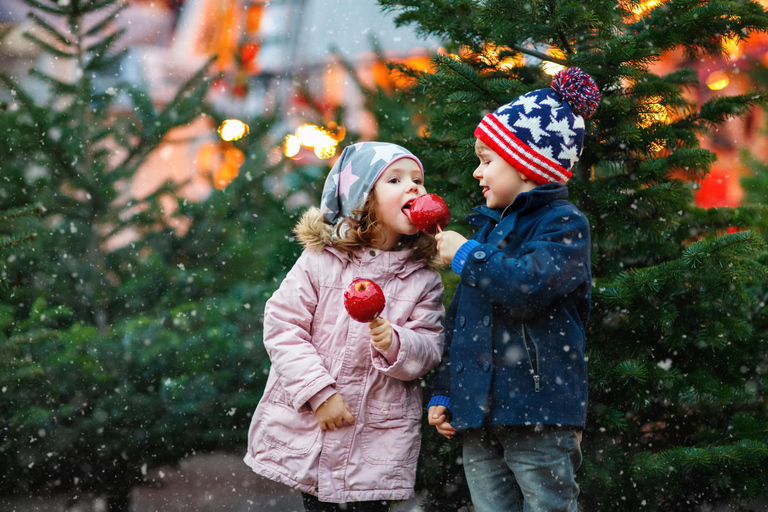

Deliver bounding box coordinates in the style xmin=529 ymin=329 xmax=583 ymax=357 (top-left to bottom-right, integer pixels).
xmin=474 ymin=67 xmax=600 ymax=185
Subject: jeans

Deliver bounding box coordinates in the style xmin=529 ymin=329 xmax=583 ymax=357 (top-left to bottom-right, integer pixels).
xmin=462 ymin=426 xmax=582 ymax=512
xmin=301 ymin=493 xmax=389 ymax=512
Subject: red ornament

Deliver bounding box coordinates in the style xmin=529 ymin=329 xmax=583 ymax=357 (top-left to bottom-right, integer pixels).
xmin=406 ymin=193 xmax=451 ymax=234
xmin=694 ymin=169 xmax=743 ymax=209
xmin=344 ymin=278 xmax=386 ymax=323
xmin=240 ymin=43 xmax=259 ymax=65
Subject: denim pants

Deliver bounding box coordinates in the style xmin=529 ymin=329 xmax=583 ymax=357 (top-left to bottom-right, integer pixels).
xmin=462 ymin=426 xmax=582 ymax=512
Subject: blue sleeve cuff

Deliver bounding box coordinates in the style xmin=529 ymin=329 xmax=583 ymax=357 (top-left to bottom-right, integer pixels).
xmin=452 ymin=240 xmax=480 ymax=274
xmin=427 ymin=395 xmax=452 ymax=411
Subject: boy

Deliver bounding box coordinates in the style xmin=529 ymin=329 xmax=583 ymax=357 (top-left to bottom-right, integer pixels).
xmin=429 ymin=67 xmax=600 ymax=512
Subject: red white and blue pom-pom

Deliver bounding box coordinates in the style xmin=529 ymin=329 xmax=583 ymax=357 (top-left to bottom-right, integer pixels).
xmin=551 ymin=67 xmax=600 ymax=119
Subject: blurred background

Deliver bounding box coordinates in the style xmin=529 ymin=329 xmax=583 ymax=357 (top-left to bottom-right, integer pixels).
xmin=2 ymin=0 xmax=768 ymax=511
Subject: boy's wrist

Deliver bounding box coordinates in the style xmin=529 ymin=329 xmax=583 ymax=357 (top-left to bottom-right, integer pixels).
xmin=451 ymin=240 xmax=480 ymax=274
xmin=427 ymin=395 xmax=452 ymax=410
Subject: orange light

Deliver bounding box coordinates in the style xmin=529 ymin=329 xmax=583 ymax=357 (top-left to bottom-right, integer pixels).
xmin=218 ymin=119 xmax=249 ymax=141
xmin=706 ymin=71 xmax=730 ymax=91
xmin=638 ymin=96 xmax=668 ymax=129
xmin=625 ymin=0 xmax=667 ymax=20
xmin=542 ymin=48 xmax=567 ymax=76
xmin=476 ymin=43 xmax=525 ymax=71
xmin=283 ymin=134 xmax=301 ymax=158
xmin=721 ymin=35 xmax=742 ymax=60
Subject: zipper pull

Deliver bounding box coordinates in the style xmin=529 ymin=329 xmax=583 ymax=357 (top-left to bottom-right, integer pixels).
xmin=533 ymin=374 xmax=541 ymax=393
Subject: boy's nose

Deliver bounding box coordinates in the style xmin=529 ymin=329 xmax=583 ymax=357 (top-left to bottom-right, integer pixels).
xmin=473 ymin=166 xmax=483 ymax=179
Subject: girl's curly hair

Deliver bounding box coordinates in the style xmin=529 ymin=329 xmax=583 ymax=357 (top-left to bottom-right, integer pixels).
xmin=331 ymin=192 xmax=440 ymax=268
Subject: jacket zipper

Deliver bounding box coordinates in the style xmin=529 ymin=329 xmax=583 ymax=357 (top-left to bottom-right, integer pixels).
xmin=521 ymin=324 xmax=541 ymax=393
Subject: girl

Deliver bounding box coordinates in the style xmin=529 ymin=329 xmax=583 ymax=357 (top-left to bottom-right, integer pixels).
xmin=244 ymin=142 xmax=445 ymax=511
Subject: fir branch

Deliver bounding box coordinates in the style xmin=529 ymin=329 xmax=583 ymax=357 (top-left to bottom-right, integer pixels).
xmin=22 ymin=31 xmax=76 ymax=59
xmin=0 ymin=233 xmax=37 ymax=252
xmin=84 ymin=2 xmax=127 ymax=36
xmin=0 ymin=204 xmax=43 ymax=222
xmin=510 ymin=44 xmax=568 ymax=65
xmin=27 ymin=11 xmax=74 ymax=48
xmin=28 ymin=68 xmax=78 ymax=94
xmin=22 ymin=0 xmax=67 ymax=15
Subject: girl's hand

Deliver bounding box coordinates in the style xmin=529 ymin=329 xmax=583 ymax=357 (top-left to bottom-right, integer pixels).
xmin=315 ymin=393 xmax=355 ymax=431
xmin=434 ymin=229 xmax=468 ymax=266
xmin=369 ymin=316 xmax=393 ymax=351
xmin=428 ymin=405 xmax=457 ymax=440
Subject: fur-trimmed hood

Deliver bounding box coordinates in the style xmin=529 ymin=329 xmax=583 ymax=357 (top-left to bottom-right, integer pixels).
xmin=293 ymin=207 xmax=336 ymax=253
xmin=292 ymin=207 xmax=441 ymax=271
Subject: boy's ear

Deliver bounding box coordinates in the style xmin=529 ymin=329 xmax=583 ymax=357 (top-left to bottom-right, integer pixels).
xmin=518 ymin=172 xmax=530 ymax=183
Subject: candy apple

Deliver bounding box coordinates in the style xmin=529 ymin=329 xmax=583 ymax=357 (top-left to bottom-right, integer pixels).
xmin=344 ymin=278 xmax=386 ymax=323
xmin=405 ymin=193 xmax=450 ymax=234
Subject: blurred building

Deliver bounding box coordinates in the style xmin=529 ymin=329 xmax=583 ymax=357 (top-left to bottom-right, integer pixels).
xmin=0 ymin=0 xmax=441 ymax=199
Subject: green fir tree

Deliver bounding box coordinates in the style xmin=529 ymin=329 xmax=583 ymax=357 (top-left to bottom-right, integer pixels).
xmin=377 ymin=0 xmax=768 ymax=510
xmin=0 ymin=1 xmax=308 ymax=510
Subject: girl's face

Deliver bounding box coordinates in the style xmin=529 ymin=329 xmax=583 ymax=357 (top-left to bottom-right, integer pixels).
xmin=372 ymin=158 xmax=426 ymax=250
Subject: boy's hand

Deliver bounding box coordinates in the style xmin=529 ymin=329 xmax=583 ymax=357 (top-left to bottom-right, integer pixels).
xmin=315 ymin=393 xmax=355 ymax=431
xmin=434 ymin=229 xmax=468 ymax=266
xmin=428 ymin=405 xmax=457 ymax=440
xmin=369 ymin=316 xmax=393 ymax=351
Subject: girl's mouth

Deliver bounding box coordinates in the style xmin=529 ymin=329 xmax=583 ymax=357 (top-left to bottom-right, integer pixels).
xmin=402 ymin=198 xmax=416 ymax=220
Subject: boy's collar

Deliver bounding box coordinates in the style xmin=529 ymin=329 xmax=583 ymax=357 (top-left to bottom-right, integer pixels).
xmin=468 ymin=183 xmax=569 ymax=225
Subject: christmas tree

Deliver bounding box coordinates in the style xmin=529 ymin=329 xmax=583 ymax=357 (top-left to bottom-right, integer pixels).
xmin=0 ymin=1 xmax=309 ymax=510
xmin=378 ymin=0 xmax=768 ymax=510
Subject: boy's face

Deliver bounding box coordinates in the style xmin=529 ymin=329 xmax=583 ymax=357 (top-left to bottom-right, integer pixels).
xmin=473 ymin=139 xmax=535 ymax=209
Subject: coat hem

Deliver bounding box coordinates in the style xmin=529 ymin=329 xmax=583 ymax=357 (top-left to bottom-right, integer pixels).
xmin=243 ymin=453 xmax=415 ymax=503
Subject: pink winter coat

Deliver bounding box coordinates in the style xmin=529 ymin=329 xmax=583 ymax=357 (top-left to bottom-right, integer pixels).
xmin=244 ymin=208 xmax=445 ymax=503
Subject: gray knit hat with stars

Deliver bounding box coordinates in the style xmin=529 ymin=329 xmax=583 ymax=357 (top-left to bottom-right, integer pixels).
xmin=320 ymin=142 xmax=423 ymax=224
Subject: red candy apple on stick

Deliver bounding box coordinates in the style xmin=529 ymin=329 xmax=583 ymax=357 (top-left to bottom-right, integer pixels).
xmin=404 ymin=193 xmax=451 ymax=234
xmin=344 ymin=278 xmax=386 ymax=323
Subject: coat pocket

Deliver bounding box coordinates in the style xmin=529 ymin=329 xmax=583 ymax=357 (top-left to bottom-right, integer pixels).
xmin=262 ymin=386 xmax=320 ymax=455
xmin=359 ymin=398 xmax=421 ymax=466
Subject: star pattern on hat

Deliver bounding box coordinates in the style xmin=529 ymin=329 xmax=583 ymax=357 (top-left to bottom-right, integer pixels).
xmin=546 ymin=115 xmax=577 ymax=145
xmin=370 ymin=144 xmax=406 ymax=166
xmin=338 ymin=162 xmax=359 ymax=200
xmin=558 ymin=143 xmax=580 ymax=168
xmin=514 ymin=113 xmax=548 ymax=143
xmin=512 ymin=94 xmax=542 ymax=114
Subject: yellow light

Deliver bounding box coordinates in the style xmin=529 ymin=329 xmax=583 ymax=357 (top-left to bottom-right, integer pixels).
xmin=638 ymin=96 xmax=668 ymax=129
xmin=314 ymin=144 xmax=337 ymax=159
xmin=283 ymin=134 xmax=301 ymax=158
xmin=707 ymin=71 xmax=730 ymax=91
xmin=721 ymin=35 xmax=742 ymax=60
xmin=629 ymin=0 xmax=666 ymax=19
xmin=296 ymin=124 xmax=326 ymax=148
xmin=218 ymin=119 xmax=249 ymax=141
xmin=476 ymin=43 xmax=525 ymax=72
xmin=542 ymin=48 xmax=567 ymax=76
xmin=294 ymin=124 xmax=339 ymax=160
xmin=649 ymin=139 xmax=666 ymax=152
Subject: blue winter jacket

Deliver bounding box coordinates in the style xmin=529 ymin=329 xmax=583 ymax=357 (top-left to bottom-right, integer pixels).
xmin=429 ymin=183 xmax=591 ymax=430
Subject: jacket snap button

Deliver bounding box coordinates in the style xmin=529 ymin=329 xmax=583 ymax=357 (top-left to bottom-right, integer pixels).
xmin=459 ymin=315 xmax=466 ymax=327
xmin=483 ymin=361 xmax=491 ymax=372
xmin=369 ymin=250 xmax=376 ymax=256
xmin=474 ymin=250 xmax=486 ymax=259
xmin=467 ymin=276 xmax=476 ymax=286
xmin=483 ymin=315 xmax=490 ymax=326
xmin=456 ymin=362 xmax=464 ymax=373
